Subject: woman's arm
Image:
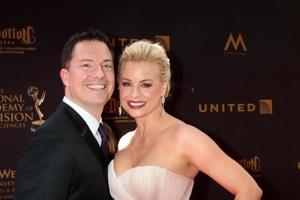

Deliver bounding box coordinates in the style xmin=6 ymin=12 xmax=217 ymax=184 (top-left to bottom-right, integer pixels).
xmin=179 ymin=125 xmax=262 ymax=200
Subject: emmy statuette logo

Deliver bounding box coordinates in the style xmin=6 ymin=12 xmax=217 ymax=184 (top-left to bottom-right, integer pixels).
xmin=27 ymin=86 xmax=46 ymax=132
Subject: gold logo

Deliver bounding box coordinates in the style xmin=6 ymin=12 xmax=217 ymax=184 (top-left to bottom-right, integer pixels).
xmin=238 ymin=156 xmax=262 ymax=178
xmin=199 ymin=103 xmax=255 ymax=113
xmin=110 ymin=35 xmax=171 ymax=51
xmin=0 ymin=26 xmax=36 ymax=54
xmin=259 ymin=99 xmax=273 ymax=114
xmin=0 ymin=168 xmax=16 ymax=198
xmin=27 ymin=86 xmax=46 ymax=132
xmin=0 ymin=169 xmax=15 ymax=179
xmin=155 ymin=35 xmax=170 ymax=51
xmin=224 ymin=33 xmax=247 ymax=55
xmin=0 ymin=89 xmax=34 ymax=129
xmin=198 ymin=99 xmax=273 ymax=115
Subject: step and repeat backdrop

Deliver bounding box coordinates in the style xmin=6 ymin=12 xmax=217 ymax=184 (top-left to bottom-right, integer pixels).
xmin=0 ymin=1 xmax=299 ymax=199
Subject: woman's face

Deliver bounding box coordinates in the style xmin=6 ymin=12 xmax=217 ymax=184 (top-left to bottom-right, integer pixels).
xmin=119 ymin=61 xmax=167 ymax=119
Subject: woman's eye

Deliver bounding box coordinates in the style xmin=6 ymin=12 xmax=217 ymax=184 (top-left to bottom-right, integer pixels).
xmin=142 ymin=83 xmax=152 ymax=88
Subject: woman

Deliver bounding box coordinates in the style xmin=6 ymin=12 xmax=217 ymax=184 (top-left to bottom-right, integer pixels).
xmin=108 ymin=40 xmax=262 ymax=200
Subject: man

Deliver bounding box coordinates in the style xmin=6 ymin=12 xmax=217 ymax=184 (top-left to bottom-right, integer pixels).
xmin=15 ymin=29 xmax=116 ymax=200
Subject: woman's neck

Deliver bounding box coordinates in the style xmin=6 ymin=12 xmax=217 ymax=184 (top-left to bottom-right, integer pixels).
xmin=134 ymin=107 xmax=167 ymax=137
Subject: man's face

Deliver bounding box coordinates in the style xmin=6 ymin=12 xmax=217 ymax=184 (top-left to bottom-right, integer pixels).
xmin=60 ymin=40 xmax=115 ymax=117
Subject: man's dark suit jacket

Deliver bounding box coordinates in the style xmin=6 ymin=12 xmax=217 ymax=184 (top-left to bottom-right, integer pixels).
xmin=15 ymin=102 xmax=113 ymax=200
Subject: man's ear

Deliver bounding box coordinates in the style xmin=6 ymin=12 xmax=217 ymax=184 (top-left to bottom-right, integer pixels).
xmin=60 ymin=68 xmax=69 ymax=87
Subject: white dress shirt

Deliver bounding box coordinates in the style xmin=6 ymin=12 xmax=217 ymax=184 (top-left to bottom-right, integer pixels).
xmin=63 ymin=96 xmax=102 ymax=146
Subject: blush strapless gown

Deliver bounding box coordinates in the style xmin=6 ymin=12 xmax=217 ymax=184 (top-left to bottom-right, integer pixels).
xmin=108 ymin=160 xmax=194 ymax=200
xmin=108 ymin=131 xmax=194 ymax=200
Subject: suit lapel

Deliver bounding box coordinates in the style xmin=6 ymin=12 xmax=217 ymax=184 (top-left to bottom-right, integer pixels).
xmin=62 ymin=102 xmax=107 ymax=166
xmin=82 ymin=126 xmax=107 ymax=165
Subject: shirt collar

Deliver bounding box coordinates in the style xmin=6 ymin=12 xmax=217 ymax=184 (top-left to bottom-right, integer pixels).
xmin=63 ymin=96 xmax=102 ymax=135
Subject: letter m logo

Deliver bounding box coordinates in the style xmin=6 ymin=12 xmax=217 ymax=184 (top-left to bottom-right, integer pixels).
xmin=224 ymin=33 xmax=247 ymax=52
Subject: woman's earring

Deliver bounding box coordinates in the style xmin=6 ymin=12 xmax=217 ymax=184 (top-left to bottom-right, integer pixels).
xmin=161 ymin=96 xmax=165 ymax=106
xmin=118 ymin=105 xmax=122 ymax=116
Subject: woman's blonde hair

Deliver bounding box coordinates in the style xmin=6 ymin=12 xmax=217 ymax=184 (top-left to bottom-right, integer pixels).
xmin=118 ymin=40 xmax=171 ymax=97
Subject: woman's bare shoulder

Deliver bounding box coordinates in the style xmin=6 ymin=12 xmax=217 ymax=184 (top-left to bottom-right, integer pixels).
xmin=170 ymin=120 xmax=213 ymax=147
xmin=171 ymin=118 xmax=205 ymax=136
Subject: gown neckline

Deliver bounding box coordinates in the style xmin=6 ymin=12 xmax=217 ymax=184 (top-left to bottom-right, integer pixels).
xmin=109 ymin=159 xmax=194 ymax=181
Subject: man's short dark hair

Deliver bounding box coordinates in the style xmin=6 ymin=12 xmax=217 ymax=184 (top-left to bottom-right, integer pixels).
xmin=61 ymin=28 xmax=113 ymax=68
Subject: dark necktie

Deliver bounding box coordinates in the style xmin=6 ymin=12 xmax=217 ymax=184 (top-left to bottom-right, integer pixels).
xmin=98 ymin=123 xmax=108 ymax=157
